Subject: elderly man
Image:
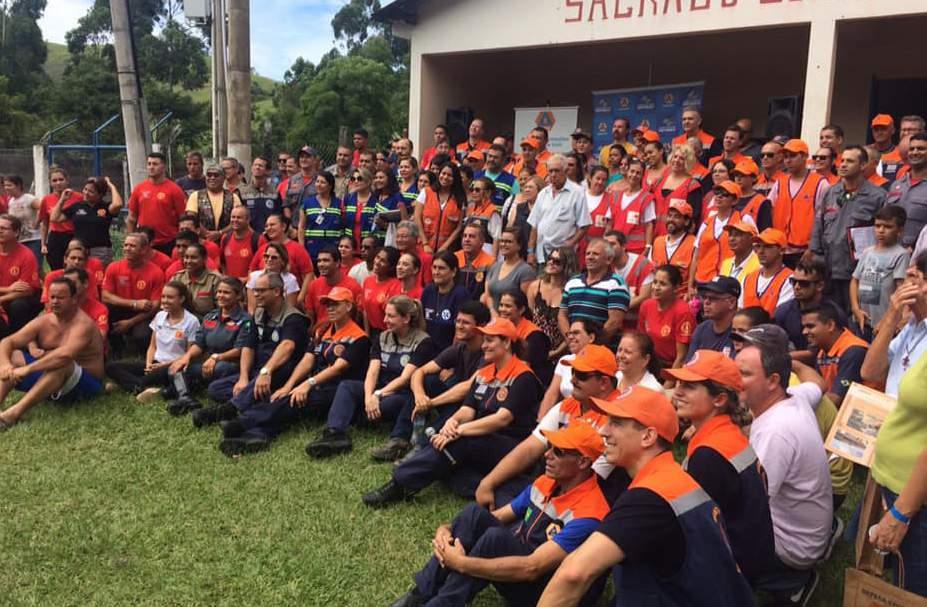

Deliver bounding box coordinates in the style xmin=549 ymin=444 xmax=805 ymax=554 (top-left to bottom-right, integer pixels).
xmin=390 ymin=422 xmax=612 ymax=607
xmin=195 ymin=272 xmax=309 ymax=457
xmin=0 ymin=214 xmax=42 ymax=337
xmin=559 ymin=239 xmax=629 ymax=342
xmin=807 ymin=145 xmax=886 ymax=310
xmin=0 ymin=277 xmax=105 ymax=429
xmin=186 ymin=164 xmax=240 ymax=243
xmin=102 ymin=232 xmax=165 ymax=357
xmin=527 ymin=154 xmax=591 ymax=265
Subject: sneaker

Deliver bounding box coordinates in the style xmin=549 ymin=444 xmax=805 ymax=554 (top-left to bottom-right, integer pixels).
xmin=166 ymin=396 xmax=202 ymax=417
xmin=305 ymin=428 xmax=352 ymax=458
xmin=362 ymin=479 xmax=413 ymax=508
xmin=389 ymin=587 xmax=425 ymax=607
xmin=136 ymin=387 xmax=162 ymax=404
xmin=192 ymin=403 xmax=237 ymax=428
xmin=104 ymin=381 xmax=118 ymax=394
xmin=219 ymin=437 xmax=270 ymax=458
xmin=370 ymin=438 xmax=411 ymax=462
xmin=821 ymin=516 xmax=845 ymax=562
xmin=787 ymin=570 xmax=819 ymax=607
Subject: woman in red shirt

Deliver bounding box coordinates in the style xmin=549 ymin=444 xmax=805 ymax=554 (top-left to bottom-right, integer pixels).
xmin=362 ymin=245 xmax=402 ymax=339
xmin=637 ymin=264 xmax=695 ymax=386
xmin=396 ymin=252 xmax=423 ymax=300
xmin=40 ymin=167 xmax=83 ymax=270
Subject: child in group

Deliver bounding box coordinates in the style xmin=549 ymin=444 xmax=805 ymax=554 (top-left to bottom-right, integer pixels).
xmin=850 ymin=205 xmax=910 ymax=340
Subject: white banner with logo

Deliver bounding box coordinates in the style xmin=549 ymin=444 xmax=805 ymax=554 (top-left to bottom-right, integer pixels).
xmin=514 ymin=106 xmax=579 ymax=154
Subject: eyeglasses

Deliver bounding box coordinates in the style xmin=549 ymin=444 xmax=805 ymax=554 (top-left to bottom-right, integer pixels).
xmin=551 ymin=446 xmax=582 ymax=458
xmin=349 ymin=176 xmax=363 ymax=182
xmin=760 ymin=152 xmax=777 ymax=158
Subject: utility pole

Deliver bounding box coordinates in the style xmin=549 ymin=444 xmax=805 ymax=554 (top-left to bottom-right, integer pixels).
xmin=211 ymin=0 xmax=228 ymax=160
xmin=110 ymin=0 xmax=151 ymax=189
xmin=226 ymin=0 xmax=251 ymax=175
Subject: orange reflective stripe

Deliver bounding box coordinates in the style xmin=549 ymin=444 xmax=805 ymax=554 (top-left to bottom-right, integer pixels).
xmin=629 ymin=451 xmax=701 ymax=503
xmin=686 ymin=415 xmax=750 ymax=461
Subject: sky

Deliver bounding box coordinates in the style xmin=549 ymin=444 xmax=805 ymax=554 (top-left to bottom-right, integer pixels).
xmin=38 ymin=0 xmax=345 ymax=81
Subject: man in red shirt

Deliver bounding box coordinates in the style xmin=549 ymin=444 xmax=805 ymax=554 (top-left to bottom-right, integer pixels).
xmin=178 ymin=213 xmax=221 ymax=265
xmin=249 ymin=213 xmax=313 ymax=285
xmin=126 ymin=152 xmax=186 ymax=255
xmin=303 ymin=246 xmax=361 ymax=328
xmin=421 ymin=124 xmax=449 ymax=170
xmin=221 ymin=205 xmax=260 ymax=281
xmin=102 ymin=232 xmax=165 ymax=357
xmin=63 ymin=267 xmax=109 ymax=341
xmin=351 ymin=128 xmax=370 ymax=168
xmin=41 ymin=246 xmax=99 ymax=304
xmin=0 ymin=214 xmax=42 ymax=337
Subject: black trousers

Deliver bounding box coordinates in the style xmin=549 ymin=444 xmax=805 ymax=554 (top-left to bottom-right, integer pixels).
xmin=45 ymin=231 xmax=73 ymax=271
xmin=105 ymin=360 xmax=169 ymax=393
xmin=108 ymin=308 xmax=153 ymax=359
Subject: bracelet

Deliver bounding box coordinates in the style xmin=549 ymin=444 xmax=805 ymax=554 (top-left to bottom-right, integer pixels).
xmin=889 ymin=504 xmax=911 ymax=526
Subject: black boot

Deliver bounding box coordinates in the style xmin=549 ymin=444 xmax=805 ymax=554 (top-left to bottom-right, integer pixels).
xmin=305 ymin=428 xmax=352 ymax=458
xmin=166 ymin=396 xmax=203 ymax=417
xmin=192 ymin=402 xmax=237 ymax=428
xmin=362 ymin=479 xmax=413 ymax=508
xmin=388 ymin=587 xmax=425 ymax=607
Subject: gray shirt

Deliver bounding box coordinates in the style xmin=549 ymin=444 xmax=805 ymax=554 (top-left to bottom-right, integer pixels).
xmin=852 ymin=244 xmax=909 ymax=324
xmin=810 ymin=180 xmax=886 ymax=280
xmin=485 ymin=259 xmax=536 ymax=308
xmin=527 ymin=180 xmax=591 ymax=262
xmin=887 ymin=173 xmax=927 ymax=247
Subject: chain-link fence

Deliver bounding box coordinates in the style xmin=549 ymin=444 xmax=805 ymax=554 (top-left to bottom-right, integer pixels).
xmin=0 ymin=149 xmax=36 ymax=191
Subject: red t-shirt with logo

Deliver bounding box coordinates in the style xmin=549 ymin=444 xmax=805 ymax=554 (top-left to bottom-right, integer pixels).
xmin=148 ymin=249 xmax=173 ymax=272
xmin=221 ymin=231 xmax=261 ymax=279
xmin=102 ymin=260 xmax=165 ymax=302
xmin=171 ymin=240 xmax=220 ymax=266
xmin=40 ymin=191 xmax=83 ymax=233
xmin=127 ymin=179 xmax=186 ymax=246
xmin=362 ymin=275 xmax=402 ymax=331
xmin=305 ymin=274 xmax=362 ymax=325
xmin=637 ymin=298 xmax=695 ymax=365
xmin=0 ymin=243 xmax=41 ymax=291
xmin=86 ymin=256 xmax=105 ymax=296
xmin=249 ymin=239 xmax=314 ymax=285
xmin=41 ymin=269 xmax=100 ymax=303
xmin=164 ymin=257 xmax=219 ymax=280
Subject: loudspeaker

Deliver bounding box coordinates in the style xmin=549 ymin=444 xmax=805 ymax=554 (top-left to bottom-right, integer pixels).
xmin=446 ymin=107 xmax=474 ymax=148
xmin=766 ymin=96 xmax=801 ymax=140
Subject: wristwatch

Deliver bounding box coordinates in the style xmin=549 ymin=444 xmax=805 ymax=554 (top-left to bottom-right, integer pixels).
xmin=259 ymin=367 xmax=270 ymax=376
xmin=374 ymin=389 xmax=383 ymax=398
xmin=308 ymin=377 xmax=317 ymax=387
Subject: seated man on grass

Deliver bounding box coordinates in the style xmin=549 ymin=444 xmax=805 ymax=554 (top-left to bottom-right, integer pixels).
xmin=0 ymin=278 xmax=105 ymax=429
xmin=389 ymin=422 xmax=610 ymax=607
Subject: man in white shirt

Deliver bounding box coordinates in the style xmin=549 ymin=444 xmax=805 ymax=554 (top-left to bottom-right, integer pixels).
xmin=734 ymin=324 xmax=834 ymax=605
xmin=527 ymin=154 xmax=591 ymax=264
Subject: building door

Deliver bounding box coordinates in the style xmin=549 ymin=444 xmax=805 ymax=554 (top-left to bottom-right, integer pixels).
xmin=868 ymin=78 xmax=927 ymax=143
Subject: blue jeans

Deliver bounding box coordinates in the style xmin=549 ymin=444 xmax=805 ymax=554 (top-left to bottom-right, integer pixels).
xmin=882 ymin=487 xmax=927 ymax=597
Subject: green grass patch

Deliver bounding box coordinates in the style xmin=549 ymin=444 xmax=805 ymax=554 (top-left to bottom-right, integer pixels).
xmin=1 ymin=390 xmax=861 ymax=605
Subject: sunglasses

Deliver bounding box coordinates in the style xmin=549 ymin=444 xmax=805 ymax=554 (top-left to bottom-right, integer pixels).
xmin=469 ymin=186 xmax=484 ymax=192
xmin=760 ymin=152 xmax=777 ymax=158
xmin=572 ymin=370 xmax=603 ymax=382
xmin=350 ymin=175 xmax=363 ymax=182
xmin=264 ymin=254 xmax=280 ymax=260
xmin=551 ymin=446 xmax=582 ymax=458
xmin=789 ymin=277 xmax=818 ymax=288
xmin=812 ymin=155 xmax=831 ymax=161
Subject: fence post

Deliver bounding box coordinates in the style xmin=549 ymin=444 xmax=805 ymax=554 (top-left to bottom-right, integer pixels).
xmin=32 ymin=145 xmax=48 ymax=196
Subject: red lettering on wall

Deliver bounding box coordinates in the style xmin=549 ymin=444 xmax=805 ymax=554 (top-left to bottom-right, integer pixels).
xmin=721 ymin=0 xmax=736 ymax=6
xmin=690 ymin=0 xmax=710 ymax=9
xmin=615 ymin=0 xmax=633 ymax=18
xmin=589 ymin=0 xmax=608 ymax=20
xmin=639 ymin=0 xmax=660 ymax=17
xmin=663 ymin=0 xmax=683 ymax=14
xmin=565 ymin=0 xmax=584 ymax=22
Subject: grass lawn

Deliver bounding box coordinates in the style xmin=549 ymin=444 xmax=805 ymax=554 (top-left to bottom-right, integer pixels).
xmin=1 ymin=390 xmax=861 ymax=606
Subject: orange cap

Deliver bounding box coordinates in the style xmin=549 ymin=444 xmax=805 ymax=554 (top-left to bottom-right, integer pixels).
xmin=466 ymin=150 xmax=484 ymax=162
xmin=753 ymin=227 xmax=787 ymax=248
xmin=669 ymin=199 xmax=693 ymax=218
xmin=562 ymin=344 xmax=619 ymax=377
xmin=642 ymin=130 xmax=661 ymax=144
xmin=591 ymin=386 xmax=679 ymax=443
xmin=733 ymin=158 xmax=759 ymax=177
xmin=320 ymin=286 xmax=355 ymax=304
xmin=542 ymin=421 xmax=606 ymax=459
xmin=520 ymin=137 xmax=541 ymax=150
xmin=714 ymin=180 xmax=742 ymax=198
xmin=474 ymin=317 xmax=519 ymax=341
xmin=724 ymin=221 xmax=759 ymax=237
xmin=782 ymin=139 xmax=809 ymax=155
xmin=871 ymin=114 xmax=894 ymax=128
xmin=632 ymin=123 xmax=649 ymax=134
xmin=661 ymin=350 xmax=744 ymax=391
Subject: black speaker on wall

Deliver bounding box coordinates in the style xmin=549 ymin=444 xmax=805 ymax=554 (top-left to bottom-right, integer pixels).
xmin=766 ymin=96 xmax=802 ymax=140
xmin=446 ymin=107 xmax=474 ymax=147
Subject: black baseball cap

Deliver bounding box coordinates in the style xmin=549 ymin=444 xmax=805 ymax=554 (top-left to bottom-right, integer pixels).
xmin=571 ymin=128 xmax=592 ymax=141
xmin=697 ymin=276 xmax=741 ymax=298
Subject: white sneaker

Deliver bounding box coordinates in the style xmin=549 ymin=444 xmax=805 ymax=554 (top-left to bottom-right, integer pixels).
xmin=136 ymin=387 xmax=162 ymax=404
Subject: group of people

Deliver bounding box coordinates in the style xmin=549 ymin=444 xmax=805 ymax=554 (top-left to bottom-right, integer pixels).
xmin=2 ymin=107 xmax=927 ymax=606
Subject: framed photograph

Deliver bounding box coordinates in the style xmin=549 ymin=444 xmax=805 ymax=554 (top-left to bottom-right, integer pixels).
xmin=824 ymin=383 xmax=897 ymax=467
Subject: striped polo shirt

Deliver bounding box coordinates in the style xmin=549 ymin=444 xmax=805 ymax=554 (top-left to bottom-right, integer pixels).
xmin=561 ymin=271 xmax=631 ymax=325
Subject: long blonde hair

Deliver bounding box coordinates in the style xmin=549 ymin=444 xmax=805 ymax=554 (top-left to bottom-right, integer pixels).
xmin=387 ymin=294 xmax=425 ymax=330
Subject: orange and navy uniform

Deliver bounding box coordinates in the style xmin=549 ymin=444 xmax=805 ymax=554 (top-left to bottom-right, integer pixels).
xmin=672 ymin=129 xmax=716 ymax=151
xmin=737 ymin=193 xmax=768 ymax=227
xmin=467 ymin=355 xmax=543 ymax=439
xmin=421 ymin=187 xmax=463 ymax=252
xmin=756 ymin=170 xmax=785 ymax=194
xmin=312 ymin=319 xmax=370 ymax=378
xmin=771 ymin=172 xmax=827 ymax=250
xmin=611 ymin=190 xmax=654 ymax=254
xmin=684 ymin=415 xmax=778 ymax=583
xmin=604 ymin=451 xmax=756 ymax=605
xmin=456 ymin=249 xmax=495 ymax=299
xmin=816 ymin=328 xmax=870 ymax=399
xmin=694 ymin=211 xmax=743 ymax=283
xmin=742 ymin=266 xmax=793 ymax=317
xmin=880 ymin=148 xmax=904 ymax=183
xmin=868 ymin=173 xmax=890 ymax=191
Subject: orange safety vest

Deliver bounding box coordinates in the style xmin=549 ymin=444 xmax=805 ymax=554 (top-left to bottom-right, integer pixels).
xmin=708 ymin=152 xmax=748 ymax=169
xmin=652 ymin=233 xmax=696 ymax=296
xmin=672 ymin=129 xmax=715 ymax=150
xmin=651 ymin=175 xmax=700 ymax=238
xmin=771 ymin=172 xmax=825 ymax=249
xmin=742 ymin=266 xmax=793 ymax=316
xmin=612 ymin=190 xmax=652 ymax=254
xmin=817 ymin=329 xmax=870 ymax=393
xmin=695 ymin=211 xmax=742 ymax=283
xmin=421 ymin=187 xmax=463 ymax=251
xmin=739 ymin=193 xmax=766 ymax=226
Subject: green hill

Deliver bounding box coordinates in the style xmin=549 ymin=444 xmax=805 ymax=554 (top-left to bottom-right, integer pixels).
xmin=43 ymin=40 xmax=278 ymax=111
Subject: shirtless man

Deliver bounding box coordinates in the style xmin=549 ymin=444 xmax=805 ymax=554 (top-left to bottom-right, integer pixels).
xmin=0 ymin=277 xmax=105 ymax=429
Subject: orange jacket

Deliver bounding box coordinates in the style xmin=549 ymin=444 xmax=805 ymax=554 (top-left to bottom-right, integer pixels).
xmin=771 ymin=172 xmax=826 ymax=249
xmin=421 ymin=187 xmax=463 ymax=251
xmin=695 ymin=211 xmax=743 ymax=283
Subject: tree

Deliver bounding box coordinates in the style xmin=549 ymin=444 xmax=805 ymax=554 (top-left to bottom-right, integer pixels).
xmin=0 ymin=0 xmax=49 ymax=104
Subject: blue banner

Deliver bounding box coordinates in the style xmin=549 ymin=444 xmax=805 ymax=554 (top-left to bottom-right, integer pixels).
xmin=593 ymin=82 xmax=705 ymax=153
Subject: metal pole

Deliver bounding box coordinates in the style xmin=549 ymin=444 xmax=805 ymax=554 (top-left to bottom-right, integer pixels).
xmin=109 ymin=0 xmax=151 ymax=190
xmin=211 ymin=0 xmax=228 ymax=158
xmin=226 ymin=0 xmax=251 ymax=176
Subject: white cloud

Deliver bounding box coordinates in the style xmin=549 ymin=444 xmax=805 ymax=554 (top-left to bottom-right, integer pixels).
xmin=39 ymin=0 xmax=95 ymax=44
